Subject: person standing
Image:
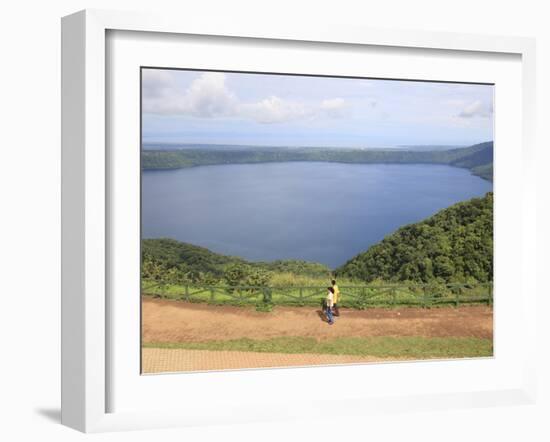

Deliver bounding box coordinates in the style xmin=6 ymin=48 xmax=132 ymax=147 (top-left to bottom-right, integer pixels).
xmin=331 ymin=279 xmax=340 ymax=317
xmin=326 ymin=287 xmax=335 ymax=325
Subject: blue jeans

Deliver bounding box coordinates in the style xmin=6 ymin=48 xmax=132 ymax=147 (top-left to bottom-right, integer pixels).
xmin=326 ymin=306 xmax=334 ymax=323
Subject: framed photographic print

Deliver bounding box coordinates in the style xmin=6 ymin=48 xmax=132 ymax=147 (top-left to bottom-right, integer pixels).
xmin=139 ymin=67 xmax=496 ymax=375
xmin=61 ymin=9 xmax=538 ymax=433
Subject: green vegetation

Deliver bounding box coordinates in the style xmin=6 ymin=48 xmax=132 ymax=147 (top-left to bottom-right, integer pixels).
xmin=471 ymin=163 xmax=493 ymax=181
xmin=142 ymin=280 xmax=492 ymax=309
xmin=337 ymin=192 xmax=493 ymax=284
xmin=142 ymin=193 xmax=493 ymax=308
xmin=143 ymin=336 xmax=493 ymax=359
xmin=142 ymin=141 xmax=493 ymax=181
xmin=142 ymin=238 xmax=332 ymax=287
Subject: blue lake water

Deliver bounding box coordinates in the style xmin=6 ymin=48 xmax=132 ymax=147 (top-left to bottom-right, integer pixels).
xmin=142 ymin=162 xmax=493 ymax=268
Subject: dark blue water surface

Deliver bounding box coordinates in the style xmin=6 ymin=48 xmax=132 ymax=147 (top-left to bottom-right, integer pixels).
xmin=142 ymin=162 xmax=493 ymax=268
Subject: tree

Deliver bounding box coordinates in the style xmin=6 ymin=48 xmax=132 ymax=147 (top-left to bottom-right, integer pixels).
xmin=337 ymin=193 xmax=493 ymax=283
xmin=223 ymin=264 xmax=249 ymax=288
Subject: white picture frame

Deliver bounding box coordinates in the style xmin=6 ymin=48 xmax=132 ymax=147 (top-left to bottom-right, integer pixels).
xmin=61 ymin=9 xmax=538 ymax=433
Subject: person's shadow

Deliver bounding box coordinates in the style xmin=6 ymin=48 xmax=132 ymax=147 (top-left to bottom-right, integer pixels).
xmin=317 ymin=309 xmax=329 ymax=323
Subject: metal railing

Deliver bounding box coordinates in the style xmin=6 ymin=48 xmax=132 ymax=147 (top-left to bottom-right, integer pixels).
xmin=142 ymin=281 xmax=493 ymax=308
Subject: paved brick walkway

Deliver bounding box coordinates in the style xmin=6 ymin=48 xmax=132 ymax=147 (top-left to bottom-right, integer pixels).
xmin=142 ymin=348 xmax=389 ymax=373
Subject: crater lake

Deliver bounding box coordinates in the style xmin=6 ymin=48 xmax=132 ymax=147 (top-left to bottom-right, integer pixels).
xmin=141 ymin=162 xmax=493 ymax=268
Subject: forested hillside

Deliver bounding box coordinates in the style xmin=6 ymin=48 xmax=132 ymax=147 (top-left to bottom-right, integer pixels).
xmin=143 ymin=191 xmax=493 ymax=286
xmin=141 ymin=142 xmax=494 ymax=181
xmin=336 ymin=193 xmax=493 ymax=283
xmin=142 ymin=238 xmax=331 ymax=286
xmin=450 ymin=143 xmax=493 ymax=168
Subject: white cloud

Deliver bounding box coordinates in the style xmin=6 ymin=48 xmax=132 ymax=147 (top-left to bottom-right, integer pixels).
xmin=457 ymin=100 xmax=492 ymax=118
xmin=320 ymin=98 xmax=351 ymax=118
xmin=142 ymin=71 xmax=237 ymax=117
xmin=142 ymin=70 xmax=351 ymax=124
xmin=182 ymin=72 xmax=238 ymax=117
xmin=240 ymin=96 xmax=311 ymax=123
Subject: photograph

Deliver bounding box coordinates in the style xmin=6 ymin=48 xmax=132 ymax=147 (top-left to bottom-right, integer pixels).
xmin=140 ymin=68 xmax=494 ymax=374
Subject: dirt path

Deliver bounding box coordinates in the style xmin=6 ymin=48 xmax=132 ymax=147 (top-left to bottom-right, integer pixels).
xmin=142 ymin=348 xmax=393 ymax=373
xmin=142 ymin=297 xmax=493 ymax=343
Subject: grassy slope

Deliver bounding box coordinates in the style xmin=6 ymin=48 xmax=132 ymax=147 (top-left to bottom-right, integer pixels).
xmin=143 ymin=336 xmax=493 ymax=359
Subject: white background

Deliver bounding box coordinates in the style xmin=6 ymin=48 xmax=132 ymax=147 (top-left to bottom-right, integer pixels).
xmin=0 ymin=1 xmax=548 ymax=441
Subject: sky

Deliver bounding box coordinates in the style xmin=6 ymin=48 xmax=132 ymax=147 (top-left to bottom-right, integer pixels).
xmin=141 ymin=68 xmax=494 ymax=148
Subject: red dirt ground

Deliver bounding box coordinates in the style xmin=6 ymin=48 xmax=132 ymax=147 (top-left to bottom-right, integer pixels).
xmin=142 ymin=297 xmax=493 ymax=343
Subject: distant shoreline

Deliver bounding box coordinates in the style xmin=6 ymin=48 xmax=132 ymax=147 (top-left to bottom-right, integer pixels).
xmin=142 ymin=142 xmax=468 ymax=151
xmin=142 ymin=160 xmax=490 ymax=182
xmin=141 ymin=141 xmax=494 ymax=182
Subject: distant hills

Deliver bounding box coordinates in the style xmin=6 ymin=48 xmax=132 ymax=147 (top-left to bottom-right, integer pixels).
xmin=448 ymin=142 xmax=493 ymax=180
xmin=336 ymin=192 xmax=493 ymax=283
xmin=397 ymin=144 xmax=467 ymax=151
xmin=141 ymin=141 xmax=494 ymax=181
xmin=143 ymin=143 xmax=467 ymax=151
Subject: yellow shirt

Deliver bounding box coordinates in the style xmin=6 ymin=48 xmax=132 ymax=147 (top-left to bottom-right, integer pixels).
xmin=333 ymin=285 xmax=340 ymax=304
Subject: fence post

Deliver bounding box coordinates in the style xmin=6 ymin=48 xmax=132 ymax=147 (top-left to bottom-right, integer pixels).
xmin=185 ymin=285 xmax=189 ymax=302
xmin=422 ymin=286 xmax=427 ymax=308
xmin=391 ymin=288 xmax=396 ymax=307
xmin=263 ymin=288 xmax=272 ymax=305
xmin=299 ymin=287 xmax=303 ymax=305
xmin=356 ymin=287 xmax=363 ymax=309
xmin=455 ymin=290 xmax=460 ymax=308
xmin=488 ymin=284 xmax=493 ymax=306
xmin=210 ymin=287 xmax=215 ymax=303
